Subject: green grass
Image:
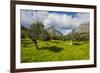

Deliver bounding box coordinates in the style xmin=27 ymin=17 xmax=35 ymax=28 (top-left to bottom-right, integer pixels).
xmin=21 ymin=38 xmax=90 ymax=63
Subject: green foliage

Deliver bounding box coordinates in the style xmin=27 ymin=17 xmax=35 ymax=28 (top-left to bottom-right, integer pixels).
xmin=21 ymin=26 xmax=28 ymax=39
xmin=29 ymin=21 xmax=45 ymax=40
xmin=28 ymin=21 xmax=52 ymax=41
xmin=21 ymin=39 xmax=89 ymax=62
xmin=80 ymin=32 xmax=89 ymax=41
xmin=42 ymin=30 xmax=51 ymax=41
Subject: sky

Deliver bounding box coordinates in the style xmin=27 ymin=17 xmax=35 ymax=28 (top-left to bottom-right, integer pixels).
xmin=20 ymin=9 xmax=90 ymax=35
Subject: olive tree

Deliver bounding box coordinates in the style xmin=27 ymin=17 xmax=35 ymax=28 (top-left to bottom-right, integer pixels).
xmin=28 ymin=21 xmax=45 ymax=49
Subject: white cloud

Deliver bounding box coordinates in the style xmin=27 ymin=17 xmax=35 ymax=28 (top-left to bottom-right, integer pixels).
xmin=72 ymin=13 xmax=90 ymax=27
xmin=21 ymin=10 xmax=49 ymax=27
xmin=21 ymin=10 xmax=90 ymax=35
xmin=43 ymin=13 xmax=75 ymax=29
xmin=43 ymin=12 xmax=89 ymax=35
xmin=21 ymin=10 xmax=34 ymax=27
xmin=32 ymin=11 xmax=48 ymax=22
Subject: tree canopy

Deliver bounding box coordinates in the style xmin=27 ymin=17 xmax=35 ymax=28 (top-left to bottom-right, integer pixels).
xmin=29 ymin=21 xmax=45 ymax=40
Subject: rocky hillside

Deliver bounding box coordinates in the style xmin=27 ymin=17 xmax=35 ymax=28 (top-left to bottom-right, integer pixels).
xmin=46 ymin=27 xmax=63 ymax=39
xmin=72 ymin=23 xmax=89 ymax=33
xmin=64 ymin=23 xmax=89 ymax=41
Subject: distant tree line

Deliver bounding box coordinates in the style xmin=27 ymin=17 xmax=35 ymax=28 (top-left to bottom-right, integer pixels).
xmin=65 ymin=32 xmax=89 ymax=41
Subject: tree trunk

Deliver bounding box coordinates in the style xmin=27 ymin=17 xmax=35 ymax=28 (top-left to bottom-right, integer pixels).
xmin=32 ymin=39 xmax=38 ymax=49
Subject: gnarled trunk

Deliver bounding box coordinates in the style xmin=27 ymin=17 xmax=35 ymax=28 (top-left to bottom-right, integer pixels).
xmin=32 ymin=39 xmax=38 ymax=49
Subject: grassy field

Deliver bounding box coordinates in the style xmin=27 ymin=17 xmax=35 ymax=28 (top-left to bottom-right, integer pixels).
xmin=21 ymin=38 xmax=90 ymax=63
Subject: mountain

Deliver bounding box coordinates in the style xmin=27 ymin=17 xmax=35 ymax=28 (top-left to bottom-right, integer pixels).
xmin=46 ymin=27 xmax=63 ymax=39
xmin=64 ymin=23 xmax=89 ymax=41
xmin=72 ymin=23 xmax=89 ymax=33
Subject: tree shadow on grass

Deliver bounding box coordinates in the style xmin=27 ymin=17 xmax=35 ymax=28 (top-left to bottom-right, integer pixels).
xmin=39 ymin=46 xmax=64 ymax=52
xmin=73 ymin=42 xmax=83 ymax=45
